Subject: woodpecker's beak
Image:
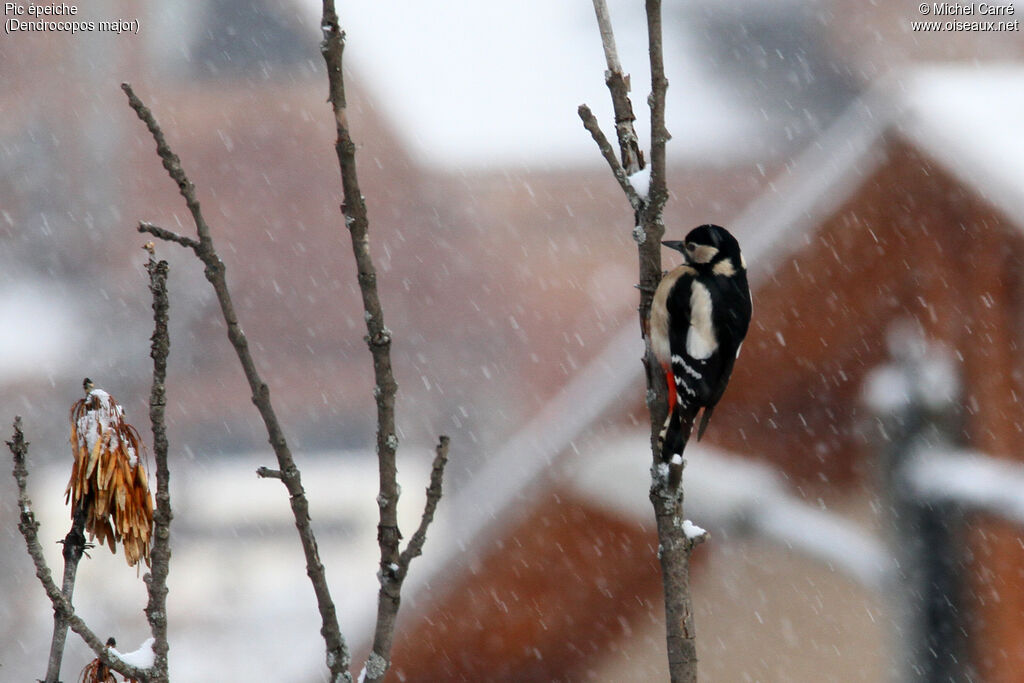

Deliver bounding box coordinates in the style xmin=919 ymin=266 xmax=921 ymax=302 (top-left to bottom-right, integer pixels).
xmin=662 ymin=240 xmax=687 ymax=260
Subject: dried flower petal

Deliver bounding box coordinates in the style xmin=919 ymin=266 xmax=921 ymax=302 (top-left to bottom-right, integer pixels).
xmin=67 ymin=381 xmax=154 ymax=568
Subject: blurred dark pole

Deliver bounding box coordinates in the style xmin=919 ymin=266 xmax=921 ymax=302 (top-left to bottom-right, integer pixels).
xmin=863 ymin=321 xmax=969 ymax=683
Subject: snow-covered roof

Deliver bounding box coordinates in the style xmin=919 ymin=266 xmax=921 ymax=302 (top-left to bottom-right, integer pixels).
xmin=299 ymin=0 xmax=769 ymax=169
xmin=733 ymin=63 xmax=1024 ymax=284
xmin=898 ymin=64 xmax=1024 ymax=227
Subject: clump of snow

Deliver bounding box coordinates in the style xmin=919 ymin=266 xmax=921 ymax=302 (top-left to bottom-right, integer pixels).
xmin=111 ymin=636 xmax=155 ymax=669
xmin=628 ymin=167 xmax=651 ymax=198
xmin=89 ymin=388 xmax=112 ymax=401
xmin=681 ymin=519 xmax=706 ymax=541
xmin=655 ymin=462 xmax=670 ymax=481
xmin=76 ymin=389 xmax=122 ymax=457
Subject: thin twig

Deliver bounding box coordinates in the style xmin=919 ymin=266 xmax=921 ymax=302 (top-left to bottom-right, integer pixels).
xmin=139 ymin=221 xmax=200 ymax=250
xmin=121 ymin=86 xmax=212 ymax=253
xmin=578 ymin=105 xmax=643 ymax=211
xmin=43 ymin=506 xmax=87 ymax=683
xmin=256 ymin=467 xmax=284 ymax=480
xmin=144 ymin=249 xmax=173 ymax=682
xmin=122 ymin=83 xmax=351 ymax=682
xmin=318 ymin=4 xmax=449 ymax=680
xmin=592 ymin=0 xmax=623 ymax=73
xmin=645 ymin=0 xmax=670 ymax=214
xmin=397 ymin=436 xmax=450 ymax=576
xmin=8 ymin=418 xmax=149 ymax=682
xmin=590 ymin=0 xmax=644 ymax=174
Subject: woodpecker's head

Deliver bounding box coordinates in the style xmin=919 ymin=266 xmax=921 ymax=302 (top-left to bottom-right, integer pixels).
xmin=663 ymin=224 xmax=745 ymax=276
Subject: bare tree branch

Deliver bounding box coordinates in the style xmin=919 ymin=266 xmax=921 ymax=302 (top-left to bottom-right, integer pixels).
xmin=139 ymin=221 xmax=200 ymax=250
xmin=8 ymin=418 xmax=148 ymax=682
xmin=634 ymin=0 xmax=669 ymax=402
xmin=43 ymin=505 xmax=87 ymax=682
xmin=318 ymin=4 xmax=450 ymax=680
xmin=143 ymin=248 xmax=172 ymax=682
xmin=590 ymin=0 xmax=644 ymax=174
xmin=256 ymin=466 xmax=284 ymax=480
xmin=122 ymin=83 xmax=352 ymax=683
xmin=577 ymin=104 xmax=643 ymax=211
xmin=582 ymin=2 xmax=699 ymax=681
xmin=397 ymin=436 xmax=450 ymax=577
xmin=645 ymin=0 xmax=670 ymax=214
xmin=650 ymin=479 xmax=700 ymax=683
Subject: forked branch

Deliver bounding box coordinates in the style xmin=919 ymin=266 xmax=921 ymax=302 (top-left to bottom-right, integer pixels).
xmin=123 ymin=84 xmax=352 ymax=682
xmin=580 ymin=2 xmax=698 ymax=682
xmin=578 ymin=104 xmax=643 ymax=211
xmin=319 ymin=3 xmax=450 ymax=680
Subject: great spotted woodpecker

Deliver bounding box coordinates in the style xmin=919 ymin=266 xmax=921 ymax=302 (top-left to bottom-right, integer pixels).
xmin=650 ymin=224 xmax=751 ymax=487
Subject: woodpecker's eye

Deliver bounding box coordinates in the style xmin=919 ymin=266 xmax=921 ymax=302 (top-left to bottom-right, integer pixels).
xmin=685 ymin=243 xmax=696 ymax=253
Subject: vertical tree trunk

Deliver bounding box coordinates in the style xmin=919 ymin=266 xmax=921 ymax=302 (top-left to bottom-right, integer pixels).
xmin=582 ymin=2 xmax=703 ymax=680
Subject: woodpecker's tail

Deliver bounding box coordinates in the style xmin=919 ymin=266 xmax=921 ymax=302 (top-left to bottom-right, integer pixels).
xmin=659 ymin=403 xmax=696 ymax=489
xmin=696 ymin=405 xmax=715 ymax=441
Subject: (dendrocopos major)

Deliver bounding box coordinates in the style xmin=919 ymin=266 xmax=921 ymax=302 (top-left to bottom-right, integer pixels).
xmin=649 ymin=224 xmax=751 ymax=487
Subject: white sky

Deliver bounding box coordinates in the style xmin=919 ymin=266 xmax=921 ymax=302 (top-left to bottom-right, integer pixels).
xmin=301 ymin=0 xmax=765 ymax=169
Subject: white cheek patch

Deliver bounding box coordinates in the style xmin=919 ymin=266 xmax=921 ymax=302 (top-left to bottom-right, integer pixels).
xmin=686 ymin=282 xmax=718 ymax=360
xmin=712 ymin=258 xmax=736 ymax=277
xmin=691 ymin=245 xmax=718 ymax=264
